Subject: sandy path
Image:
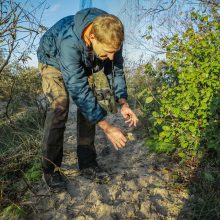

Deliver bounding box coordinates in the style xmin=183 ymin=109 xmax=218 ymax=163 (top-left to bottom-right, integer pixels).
xmin=28 ymin=104 xmax=188 ymax=220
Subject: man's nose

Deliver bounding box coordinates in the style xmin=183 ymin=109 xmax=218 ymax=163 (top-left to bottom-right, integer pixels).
xmin=107 ymin=53 xmax=114 ymax=60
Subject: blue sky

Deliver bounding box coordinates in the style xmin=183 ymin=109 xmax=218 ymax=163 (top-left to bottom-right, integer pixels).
xmin=15 ymin=1 xmax=204 ymax=67
xmin=41 ymin=0 xmax=125 ymax=27
xmin=28 ymin=0 xmax=126 ymax=66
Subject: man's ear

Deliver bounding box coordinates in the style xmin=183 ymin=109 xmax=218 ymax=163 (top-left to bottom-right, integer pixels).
xmin=89 ymin=33 xmax=96 ymax=42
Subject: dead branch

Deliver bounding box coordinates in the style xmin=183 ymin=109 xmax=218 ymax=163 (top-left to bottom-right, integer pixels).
xmin=0 ymin=0 xmax=46 ymax=74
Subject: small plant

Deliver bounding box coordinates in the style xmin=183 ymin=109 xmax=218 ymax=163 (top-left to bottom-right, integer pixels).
xmin=24 ymin=160 xmax=42 ymax=182
xmin=0 ymin=204 xmax=26 ymax=219
xmin=145 ymin=138 xmax=175 ymax=153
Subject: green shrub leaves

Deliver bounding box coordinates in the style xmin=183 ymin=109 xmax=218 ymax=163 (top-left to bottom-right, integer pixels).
xmin=151 ymin=9 xmax=220 ymax=158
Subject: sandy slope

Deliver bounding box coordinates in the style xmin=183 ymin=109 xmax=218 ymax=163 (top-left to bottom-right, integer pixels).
xmin=28 ymin=105 xmax=189 ymax=220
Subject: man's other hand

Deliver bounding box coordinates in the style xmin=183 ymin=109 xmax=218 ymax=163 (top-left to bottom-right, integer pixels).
xmin=98 ymin=120 xmax=127 ymax=150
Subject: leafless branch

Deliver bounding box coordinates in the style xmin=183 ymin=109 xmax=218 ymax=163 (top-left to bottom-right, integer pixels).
xmin=118 ymin=0 xmax=215 ymax=64
xmin=0 ymin=0 xmax=46 ymax=74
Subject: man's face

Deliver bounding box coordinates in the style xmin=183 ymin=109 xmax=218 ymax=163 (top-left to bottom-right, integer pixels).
xmin=90 ymin=37 xmax=120 ymax=61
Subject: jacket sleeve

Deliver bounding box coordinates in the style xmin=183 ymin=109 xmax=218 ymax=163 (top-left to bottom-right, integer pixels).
xmin=104 ymin=47 xmax=128 ymax=101
xmin=59 ymin=39 xmax=107 ymax=124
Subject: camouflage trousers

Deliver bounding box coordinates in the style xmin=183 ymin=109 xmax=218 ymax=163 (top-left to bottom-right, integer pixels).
xmin=39 ymin=63 xmax=97 ymax=173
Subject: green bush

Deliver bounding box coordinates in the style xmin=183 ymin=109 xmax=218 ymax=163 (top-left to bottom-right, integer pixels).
xmin=151 ymin=8 xmax=220 ymax=158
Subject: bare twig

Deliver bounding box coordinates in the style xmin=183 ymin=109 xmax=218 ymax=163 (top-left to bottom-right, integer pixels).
xmin=0 ymin=0 xmax=46 ymax=74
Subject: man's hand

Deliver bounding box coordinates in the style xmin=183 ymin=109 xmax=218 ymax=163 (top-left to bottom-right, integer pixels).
xmin=98 ymin=120 xmax=127 ymax=150
xmin=120 ymin=103 xmax=139 ymax=127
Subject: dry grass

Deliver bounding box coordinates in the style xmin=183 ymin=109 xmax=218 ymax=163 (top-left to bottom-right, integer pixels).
xmin=0 ymin=109 xmax=44 ymax=218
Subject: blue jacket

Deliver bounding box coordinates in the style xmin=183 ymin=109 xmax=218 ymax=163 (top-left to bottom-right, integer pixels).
xmin=37 ymin=8 xmax=127 ymax=124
